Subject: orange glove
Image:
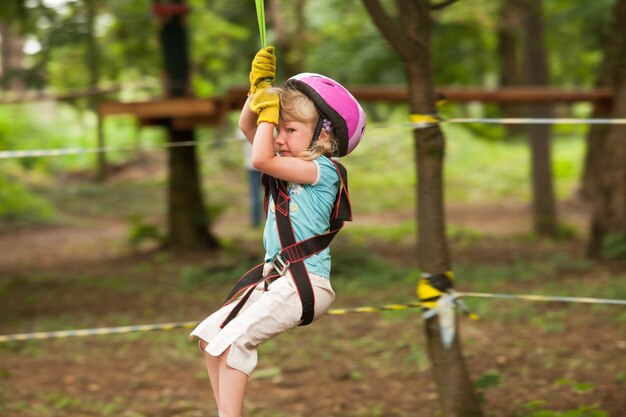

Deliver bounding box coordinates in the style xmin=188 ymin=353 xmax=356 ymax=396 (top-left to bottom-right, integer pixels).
xmin=249 ymin=46 xmax=276 ymax=95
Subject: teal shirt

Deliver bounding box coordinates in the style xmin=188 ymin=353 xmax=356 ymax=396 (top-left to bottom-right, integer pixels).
xmin=263 ymin=156 xmax=340 ymax=279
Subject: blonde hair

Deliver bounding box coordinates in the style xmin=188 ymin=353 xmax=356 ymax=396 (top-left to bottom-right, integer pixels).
xmin=269 ymin=87 xmax=338 ymax=160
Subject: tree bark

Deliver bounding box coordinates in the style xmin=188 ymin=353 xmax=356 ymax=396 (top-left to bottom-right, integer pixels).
xmin=587 ymin=0 xmax=626 ymax=259
xmin=0 ymin=20 xmax=25 ymax=91
xmin=83 ymin=0 xmax=108 ymax=182
xmin=497 ymin=0 xmax=525 ymax=138
xmin=579 ymin=80 xmax=611 ymax=202
xmin=362 ymin=1 xmax=483 ymax=416
xmin=154 ymin=0 xmax=218 ymax=251
xmin=579 ymin=4 xmax=615 ymax=202
xmin=521 ymin=0 xmax=558 ymax=236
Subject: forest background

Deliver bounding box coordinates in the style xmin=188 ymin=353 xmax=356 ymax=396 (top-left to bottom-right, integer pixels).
xmin=1 ymin=1 xmax=625 ymax=417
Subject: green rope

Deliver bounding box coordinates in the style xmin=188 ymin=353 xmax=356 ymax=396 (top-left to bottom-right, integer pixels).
xmin=255 ymin=0 xmax=267 ymax=48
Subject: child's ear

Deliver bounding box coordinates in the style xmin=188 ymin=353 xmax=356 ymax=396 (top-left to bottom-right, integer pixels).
xmin=318 ymin=130 xmax=330 ymax=142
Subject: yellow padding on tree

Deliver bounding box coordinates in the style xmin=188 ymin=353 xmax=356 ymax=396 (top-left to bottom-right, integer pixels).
xmin=416 ymin=271 xmax=454 ymax=309
xmin=417 ymin=278 xmax=440 ymax=309
xmin=409 ymin=114 xmax=440 ymax=125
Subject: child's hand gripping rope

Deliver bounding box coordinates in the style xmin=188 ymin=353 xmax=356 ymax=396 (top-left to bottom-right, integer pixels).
xmin=249 ymin=46 xmax=280 ymax=125
xmin=249 ymin=46 xmax=276 ymax=93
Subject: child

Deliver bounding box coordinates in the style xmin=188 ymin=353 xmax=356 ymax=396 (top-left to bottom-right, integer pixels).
xmin=189 ymin=46 xmax=366 ymax=417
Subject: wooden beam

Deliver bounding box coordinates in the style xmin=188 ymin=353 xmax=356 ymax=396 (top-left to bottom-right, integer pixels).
xmin=171 ymin=115 xmax=225 ymax=130
xmin=100 ymin=97 xmax=218 ymax=118
xmin=99 ymin=86 xmax=614 ymax=130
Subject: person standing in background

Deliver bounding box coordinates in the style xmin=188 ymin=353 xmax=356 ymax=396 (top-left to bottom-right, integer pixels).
xmin=243 ymin=136 xmax=262 ymax=228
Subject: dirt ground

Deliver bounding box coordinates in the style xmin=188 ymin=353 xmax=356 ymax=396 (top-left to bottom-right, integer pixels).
xmin=1 ymin=175 xmax=625 ymax=416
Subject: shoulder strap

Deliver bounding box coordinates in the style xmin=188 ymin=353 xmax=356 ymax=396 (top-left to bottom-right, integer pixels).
xmin=268 ymin=178 xmax=316 ymax=325
xmin=270 ymin=161 xmax=351 ymax=326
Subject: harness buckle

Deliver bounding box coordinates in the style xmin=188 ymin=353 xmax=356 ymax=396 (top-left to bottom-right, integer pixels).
xmin=270 ymin=252 xmax=290 ymax=276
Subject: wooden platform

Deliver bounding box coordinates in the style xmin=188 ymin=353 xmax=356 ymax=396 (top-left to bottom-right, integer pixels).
xmin=99 ymin=86 xmax=613 ymax=129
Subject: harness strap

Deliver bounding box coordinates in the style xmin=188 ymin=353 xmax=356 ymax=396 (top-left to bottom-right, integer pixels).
xmin=270 ymin=178 xmax=317 ymax=325
xmin=220 ymin=160 xmax=351 ymax=328
xmin=274 ymin=164 xmax=350 ymax=265
xmin=219 ymin=263 xmax=281 ymax=328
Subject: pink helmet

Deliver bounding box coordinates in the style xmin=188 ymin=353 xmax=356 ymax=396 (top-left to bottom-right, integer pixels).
xmin=285 ymin=73 xmax=366 ymax=157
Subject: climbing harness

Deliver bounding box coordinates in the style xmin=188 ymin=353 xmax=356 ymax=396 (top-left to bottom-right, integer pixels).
xmin=220 ymin=161 xmax=352 ymax=327
xmin=227 ymin=3 xmax=366 ymax=329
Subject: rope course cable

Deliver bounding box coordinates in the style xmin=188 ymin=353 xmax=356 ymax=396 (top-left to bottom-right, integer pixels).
xmin=0 ymin=135 xmax=253 ymax=160
xmin=1 ymin=116 xmax=625 ymax=160
xmin=445 ymin=117 xmax=626 ymax=125
xmin=460 ymin=292 xmax=626 ymax=305
xmin=1 ymin=293 xmax=624 ymax=343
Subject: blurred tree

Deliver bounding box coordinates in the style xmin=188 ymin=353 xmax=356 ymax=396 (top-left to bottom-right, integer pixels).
xmin=579 ymin=1 xmax=615 ymax=201
xmin=0 ymin=0 xmax=30 ymax=92
xmin=579 ymin=54 xmax=612 ymax=204
xmin=0 ymin=22 xmax=25 ymax=91
xmin=544 ymin=0 xmax=613 ymax=87
xmin=187 ymin=0 xmax=257 ymax=96
xmin=496 ymin=0 xmax=525 ymax=138
xmin=153 ymin=0 xmax=218 ymax=251
xmin=82 ymin=0 xmax=107 ymax=180
xmin=361 ymin=1 xmax=483 ymax=416
xmin=587 ymin=0 xmax=626 ymax=259
xmin=98 ymin=0 xmax=160 ymax=92
xmin=520 ymin=0 xmax=559 ymax=237
xmin=303 ymin=0 xmax=404 ymax=85
xmin=430 ymin=0 xmax=499 ymax=87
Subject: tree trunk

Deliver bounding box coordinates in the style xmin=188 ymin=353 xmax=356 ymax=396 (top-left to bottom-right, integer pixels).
xmin=167 ymin=127 xmax=218 ymax=249
xmin=579 ymin=10 xmax=614 ymax=201
xmin=409 ymin=64 xmax=483 ymax=417
xmin=521 ymin=0 xmax=558 ymax=236
xmin=587 ymin=0 xmax=626 ymax=259
xmin=579 ymin=85 xmax=611 ymax=202
xmin=0 ymin=20 xmax=25 ymax=91
xmin=497 ymin=0 xmax=525 ymax=138
xmin=361 ymin=1 xmax=483 ymax=416
xmin=154 ymin=0 xmax=218 ymax=251
xmin=84 ymin=0 xmax=107 ymax=182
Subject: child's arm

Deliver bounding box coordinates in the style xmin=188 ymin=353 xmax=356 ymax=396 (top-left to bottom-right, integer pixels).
xmin=251 ymin=122 xmax=318 ymax=184
xmin=239 ymin=95 xmax=258 ymax=144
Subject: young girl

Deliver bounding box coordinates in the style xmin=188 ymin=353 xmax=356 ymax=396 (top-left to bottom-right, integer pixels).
xmin=189 ymin=46 xmax=366 ymax=417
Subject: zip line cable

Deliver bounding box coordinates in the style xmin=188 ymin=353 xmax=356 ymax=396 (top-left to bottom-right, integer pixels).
xmin=445 ymin=117 xmax=626 ymax=125
xmin=460 ymin=292 xmax=626 ymax=305
xmin=0 ymin=117 xmax=624 ymax=160
xmin=0 ymin=292 xmax=624 ymax=343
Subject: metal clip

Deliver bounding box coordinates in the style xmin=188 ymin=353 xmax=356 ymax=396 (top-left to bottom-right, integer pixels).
xmin=270 ymin=252 xmax=290 ymax=276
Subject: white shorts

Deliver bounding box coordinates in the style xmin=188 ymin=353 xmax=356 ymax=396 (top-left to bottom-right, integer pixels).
xmin=189 ymin=265 xmax=335 ymax=375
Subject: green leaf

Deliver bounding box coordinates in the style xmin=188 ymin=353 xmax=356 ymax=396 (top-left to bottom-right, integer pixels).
xmin=475 ymin=371 xmax=501 ymax=388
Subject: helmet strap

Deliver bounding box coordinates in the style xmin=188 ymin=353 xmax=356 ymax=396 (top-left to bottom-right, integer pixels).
xmin=310 ymin=116 xmax=324 ymax=149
